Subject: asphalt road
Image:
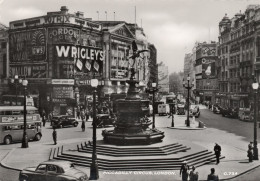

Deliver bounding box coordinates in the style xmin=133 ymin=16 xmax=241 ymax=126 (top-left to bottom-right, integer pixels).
xmin=199 ymin=108 xmax=260 ymax=143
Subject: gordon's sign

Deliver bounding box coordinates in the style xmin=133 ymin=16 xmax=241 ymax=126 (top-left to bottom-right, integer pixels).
xmin=55 ymin=45 xmax=104 ymax=61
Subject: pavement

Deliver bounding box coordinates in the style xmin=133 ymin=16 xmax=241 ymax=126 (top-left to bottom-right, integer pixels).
xmin=1 ymin=105 xmax=260 ymax=181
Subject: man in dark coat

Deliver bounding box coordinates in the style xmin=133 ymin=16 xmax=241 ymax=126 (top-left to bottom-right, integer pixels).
xmin=52 ymin=128 xmax=57 ymax=145
xmin=180 ymin=161 xmax=189 ymax=181
xmin=207 ymin=168 xmax=219 ymax=181
xmin=214 ymin=143 xmax=221 ymax=164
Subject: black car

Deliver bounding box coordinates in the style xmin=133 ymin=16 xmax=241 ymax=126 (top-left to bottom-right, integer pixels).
xmin=51 ymin=115 xmax=79 ymax=128
xmin=221 ymin=107 xmax=239 ymax=118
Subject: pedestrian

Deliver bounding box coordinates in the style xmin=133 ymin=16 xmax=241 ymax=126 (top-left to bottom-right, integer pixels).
xmin=52 ymin=128 xmax=57 ymax=145
xmin=81 ymin=120 xmax=86 ymax=132
xmin=247 ymin=146 xmax=253 ymax=162
xmin=214 ymin=143 xmax=221 ymax=164
xmin=85 ymin=108 xmax=89 ymax=121
xmin=207 ymin=168 xmax=219 ymax=181
xmin=248 ymin=141 xmax=253 ymax=150
xmin=80 ymin=109 xmax=85 ymax=121
xmin=180 ymin=161 xmax=189 ymax=181
xmin=76 ymin=107 xmax=80 ymax=120
xmin=189 ymin=166 xmax=198 ymax=181
xmin=42 ymin=110 xmax=46 ymax=127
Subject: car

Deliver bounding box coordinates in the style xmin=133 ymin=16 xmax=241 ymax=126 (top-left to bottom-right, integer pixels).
xmin=96 ymin=113 xmax=116 ymax=127
xmin=51 ymin=115 xmax=79 ymax=128
xmin=213 ymin=104 xmax=221 ymax=114
xmin=189 ymin=105 xmax=200 ymax=118
xmin=176 ymin=104 xmax=185 ymax=115
xmin=19 ymin=160 xmax=88 ymax=181
xmin=221 ymin=107 xmax=239 ymax=118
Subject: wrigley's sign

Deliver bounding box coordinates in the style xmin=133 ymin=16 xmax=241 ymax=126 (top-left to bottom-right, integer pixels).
xmin=56 ymin=45 xmax=105 ymax=61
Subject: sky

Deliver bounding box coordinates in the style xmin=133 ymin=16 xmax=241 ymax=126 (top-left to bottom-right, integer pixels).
xmin=1 ymin=0 xmax=260 ymax=74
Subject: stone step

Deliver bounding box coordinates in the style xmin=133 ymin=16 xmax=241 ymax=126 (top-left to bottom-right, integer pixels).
xmin=51 ymin=145 xmax=225 ymax=170
xmin=79 ymin=145 xmax=189 ymax=156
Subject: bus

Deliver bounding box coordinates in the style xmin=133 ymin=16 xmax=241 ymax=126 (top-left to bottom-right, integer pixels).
xmin=0 ymin=106 xmax=42 ymax=145
xmin=1 ymin=95 xmax=35 ymax=107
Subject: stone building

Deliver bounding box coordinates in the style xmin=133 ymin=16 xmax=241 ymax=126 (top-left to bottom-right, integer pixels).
xmin=218 ymin=5 xmax=260 ymax=108
xmin=3 ymin=6 xmax=154 ymax=115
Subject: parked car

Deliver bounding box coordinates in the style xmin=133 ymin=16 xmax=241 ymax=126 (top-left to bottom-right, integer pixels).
xmin=213 ymin=104 xmax=221 ymax=114
xmin=19 ymin=160 xmax=88 ymax=181
xmin=177 ymin=104 xmax=185 ymax=115
xmin=51 ymin=115 xmax=79 ymax=128
xmin=238 ymin=108 xmax=252 ymax=121
xmin=189 ymin=105 xmax=200 ymax=118
xmin=221 ymin=107 xmax=239 ymax=118
xmin=96 ymin=114 xmax=116 ymax=127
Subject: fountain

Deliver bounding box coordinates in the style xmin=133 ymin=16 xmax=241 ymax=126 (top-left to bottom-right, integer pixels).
xmin=102 ymin=42 xmax=165 ymax=145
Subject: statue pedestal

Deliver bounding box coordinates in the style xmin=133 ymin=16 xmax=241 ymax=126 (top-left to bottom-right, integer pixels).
xmin=102 ymin=79 xmax=164 ymax=145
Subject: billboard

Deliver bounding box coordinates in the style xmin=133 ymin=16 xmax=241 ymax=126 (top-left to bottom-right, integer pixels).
xmin=202 ymin=58 xmax=216 ymax=79
xmin=158 ymin=62 xmax=169 ymax=93
xmin=9 ymin=28 xmax=47 ymax=62
xmin=55 ymin=44 xmax=104 ymax=79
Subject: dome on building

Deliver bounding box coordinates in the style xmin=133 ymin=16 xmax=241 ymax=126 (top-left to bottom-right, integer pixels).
xmin=219 ymin=14 xmax=231 ymax=26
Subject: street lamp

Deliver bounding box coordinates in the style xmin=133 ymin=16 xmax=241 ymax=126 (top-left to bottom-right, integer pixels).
xmin=183 ymin=75 xmax=194 ymax=127
xmin=152 ymin=83 xmax=157 ymax=129
xmin=252 ymin=80 xmax=259 ymax=160
xmin=90 ymin=78 xmax=99 ymax=180
xmin=10 ymin=75 xmax=22 ymax=105
xmin=145 ymin=82 xmax=158 ymax=129
xmin=21 ymin=79 xmax=28 ymax=148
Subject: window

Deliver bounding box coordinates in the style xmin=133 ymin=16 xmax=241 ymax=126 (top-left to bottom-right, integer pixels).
xmin=47 ymin=165 xmax=58 ymax=173
xmin=36 ymin=165 xmax=46 ymax=172
xmin=1 ymin=42 xmax=6 ymax=49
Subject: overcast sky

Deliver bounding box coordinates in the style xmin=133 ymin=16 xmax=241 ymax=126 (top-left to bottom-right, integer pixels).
xmin=1 ymin=0 xmax=259 ymax=74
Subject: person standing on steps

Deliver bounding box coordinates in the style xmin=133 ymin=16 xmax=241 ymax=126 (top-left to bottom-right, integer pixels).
xmin=214 ymin=143 xmax=221 ymax=164
xmin=180 ymin=161 xmax=189 ymax=181
xmin=189 ymin=166 xmax=198 ymax=181
xmin=52 ymin=128 xmax=57 ymax=145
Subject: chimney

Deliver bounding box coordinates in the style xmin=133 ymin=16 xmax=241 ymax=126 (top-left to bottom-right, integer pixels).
xmin=76 ymin=11 xmax=84 ymax=18
xmin=60 ymin=6 xmax=69 ymax=14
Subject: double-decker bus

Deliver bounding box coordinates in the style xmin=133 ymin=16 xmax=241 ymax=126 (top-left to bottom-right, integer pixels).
xmin=0 ymin=106 xmax=42 ymax=144
xmin=1 ymin=95 xmax=35 ymax=107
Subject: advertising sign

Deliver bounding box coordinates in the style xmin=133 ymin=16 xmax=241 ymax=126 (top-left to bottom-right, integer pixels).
xmin=52 ymin=86 xmax=74 ymax=99
xmin=202 ymin=58 xmax=216 ymax=79
xmin=48 ymin=27 xmax=80 ymax=43
xmin=10 ymin=64 xmax=47 ymax=78
xmin=55 ymin=45 xmax=104 ymax=79
xmin=9 ymin=28 xmax=47 ymax=62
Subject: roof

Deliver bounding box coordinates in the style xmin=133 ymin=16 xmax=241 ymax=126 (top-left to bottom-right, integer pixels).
xmin=0 ymin=22 xmax=8 ymax=30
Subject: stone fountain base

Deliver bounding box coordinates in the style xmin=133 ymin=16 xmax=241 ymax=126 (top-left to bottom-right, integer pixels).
xmin=102 ymin=129 xmax=165 ymax=145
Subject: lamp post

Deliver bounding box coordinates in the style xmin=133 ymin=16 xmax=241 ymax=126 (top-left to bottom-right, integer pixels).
xmin=183 ymin=75 xmax=194 ymax=127
xmin=152 ymin=83 xmax=157 ymax=129
xmin=21 ymin=79 xmax=29 ymax=148
xmin=10 ymin=75 xmax=22 ymax=105
xmin=90 ymin=79 xmax=99 ymax=180
xmin=252 ymin=81 xmax=259 ymax=160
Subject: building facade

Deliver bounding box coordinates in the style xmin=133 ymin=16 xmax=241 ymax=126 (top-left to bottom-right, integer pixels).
xmin=0 ymin=23 xmax=8 ymax=95
xmin=193 ymin=42 xmax=218 ymax=104
xmin=3 ymin=6 xmax=154 ymax=115
xmin=158 ymin=62 xmax=169 ymax=93
xmin=218 ymin=5 xmax=260 ymax=108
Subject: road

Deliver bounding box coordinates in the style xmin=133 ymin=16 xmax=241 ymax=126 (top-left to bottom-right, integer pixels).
xmin=199 ymin=107 xmax=260 ymax=143
xmin=1 ymin=108 xmax=260 ymax=181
